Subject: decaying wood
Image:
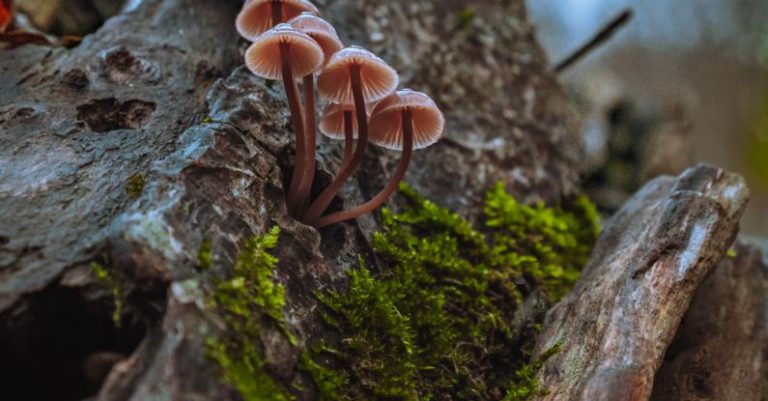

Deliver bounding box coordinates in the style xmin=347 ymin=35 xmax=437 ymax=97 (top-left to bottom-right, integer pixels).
xmin=533 ymin=164 xmax=749 ymax=401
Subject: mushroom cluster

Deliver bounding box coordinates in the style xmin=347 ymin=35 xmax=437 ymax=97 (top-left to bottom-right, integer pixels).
xmin=237 ymin=0 xmax=444 ymax=228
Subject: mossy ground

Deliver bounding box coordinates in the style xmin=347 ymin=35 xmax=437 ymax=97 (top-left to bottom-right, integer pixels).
xmin=206 ymin=184 xmax=600 ymax=401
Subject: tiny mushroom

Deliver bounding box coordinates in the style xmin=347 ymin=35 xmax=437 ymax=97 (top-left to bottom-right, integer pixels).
xmin=288 ymin=13 xmax=343 ymax=214
xmin=311 ymin=89 xmax=444 ymax=228
xmin=318 ymin=102 xmax=371 ymax=170
xmin=244 ymin=23 xmax=323 ymax=213
xmin=288 ymin=13 xmax=342 ymax=64
xmin=303 ymin=46 xmax=399 ymax=223
xmin=236 ymin=0 xmax=319 ymax=41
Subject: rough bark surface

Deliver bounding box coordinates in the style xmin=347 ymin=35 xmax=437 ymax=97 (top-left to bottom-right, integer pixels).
xmin=533 ymin=164 xmax=749 ymax=401
xmin=0 ymin=0 xmax=580 ymax=400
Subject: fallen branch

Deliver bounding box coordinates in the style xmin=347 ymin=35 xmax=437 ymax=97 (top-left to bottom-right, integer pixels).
xmin=554 ymin=9 xmax=632 ymax=74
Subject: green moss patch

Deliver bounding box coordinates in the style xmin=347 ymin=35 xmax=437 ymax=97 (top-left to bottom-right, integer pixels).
xmin=206 ymin=226 xmax=294 ymax=401
xmin=197 ymin=239 xmax=213 ymax=270
xmin=306 ymin=183 xmax=600 ymax=400
xmin=126 ymin=174 xmax=146 ymax=199
xmin=91 ymin=261 xmax=126 ymax=327
xmin=205 ymin=184 xmax=600 ymax=401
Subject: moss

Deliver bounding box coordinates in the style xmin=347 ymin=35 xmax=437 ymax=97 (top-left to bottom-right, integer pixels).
xmin=201 ymin=184 xmax=599 ymax=400
xmin=484 ymin=183 xmax=601 ymax=300
xmin=305 ymin=183 xmax=600 ymax=401
xmin=90 ymin=261 xmax=125 ymax=327
xmin=126 ymin=174 xmax=146 ymax=199
xmin=198 ymin=239 xmax=213 ymax=270
xmin=457 ymin=6 xmax=477 ymax=29
xmin=206 ymin=226 xmax=295 ymax=401
xmin=502 ymin=343 xmax=561 ymax=401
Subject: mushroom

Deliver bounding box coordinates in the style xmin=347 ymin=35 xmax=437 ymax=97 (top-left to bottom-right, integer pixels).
xmin=310 ymin=89 xmax=444 ymax=228
xmin=318 ymin=102 xmax=371 ymax=171
xmin=288 ymin=13 xmax=342 ymax=63
xmin=303 ymin=46 xmax=399 ymax=223
xmin=244 ymin=24 xmax=323 ymax=213
xmin=288 ymin=13 xmax=343 ymax=213
xmin=236 ymin=0 xmax=319 ymax=41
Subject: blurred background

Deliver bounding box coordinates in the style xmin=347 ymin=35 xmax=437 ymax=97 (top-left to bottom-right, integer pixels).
xmin=527 ymin=0 xmax=768 ymax=236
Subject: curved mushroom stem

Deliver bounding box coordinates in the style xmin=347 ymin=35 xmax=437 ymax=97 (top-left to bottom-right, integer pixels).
xmin=279 ymin=42 xmax=307 ymax=215
xmin=311 ymin=109 xmax=414 ymax=228
xmin=341 ymin=110 xmax=354 ymax=168
xmin=295 ymin=74 xmax=317 ymax=215
xmin=271 ymin=1 xmax=283 ymax=26
xmin=302 ymin=64 xmax=369 ymax=222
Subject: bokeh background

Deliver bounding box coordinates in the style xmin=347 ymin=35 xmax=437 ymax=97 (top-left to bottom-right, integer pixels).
xmin=527 ymin=0 xmax=768 ymax=236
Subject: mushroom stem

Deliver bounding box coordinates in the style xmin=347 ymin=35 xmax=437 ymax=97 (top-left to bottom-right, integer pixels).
xmin=342 ymin=110 xmax=354 ymax=167
xmin=279 ymin=42 xmax=307 ymax=214
xmin=295 ymin=74 xmax=317 ymax=214
xmin=271 ymin=1 xmax=283 ymax=26
xmin=303 ymin=64 xmax=369 ymax=222
xmin=311 ymin=109 xmax=414 ymax=228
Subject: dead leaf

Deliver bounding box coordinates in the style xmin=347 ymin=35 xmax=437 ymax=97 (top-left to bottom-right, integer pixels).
xmin=0 ymin=30 xmax=51 ymax=49
xmin=0 ymin=0 xmax=12 ymax=33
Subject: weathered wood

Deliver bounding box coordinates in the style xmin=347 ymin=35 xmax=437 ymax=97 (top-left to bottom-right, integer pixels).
xmin=533 ymin=164 xmax=749 ymax=401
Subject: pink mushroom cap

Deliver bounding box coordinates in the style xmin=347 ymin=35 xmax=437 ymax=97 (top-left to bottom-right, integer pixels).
xmin=368 ymin=89 xmax=445 ymax=150
xmin=236 ymin=0 xmax=319 ymax=41
xmin=288 ymin=13 xmax=343 ymax=66
xmin=244 ymin=23 xmax=324 ymax=80
xmin=317 ymin=46 xmax=399 ymax=105
xmin=318 ymin=102 xmax=373 ymax=140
